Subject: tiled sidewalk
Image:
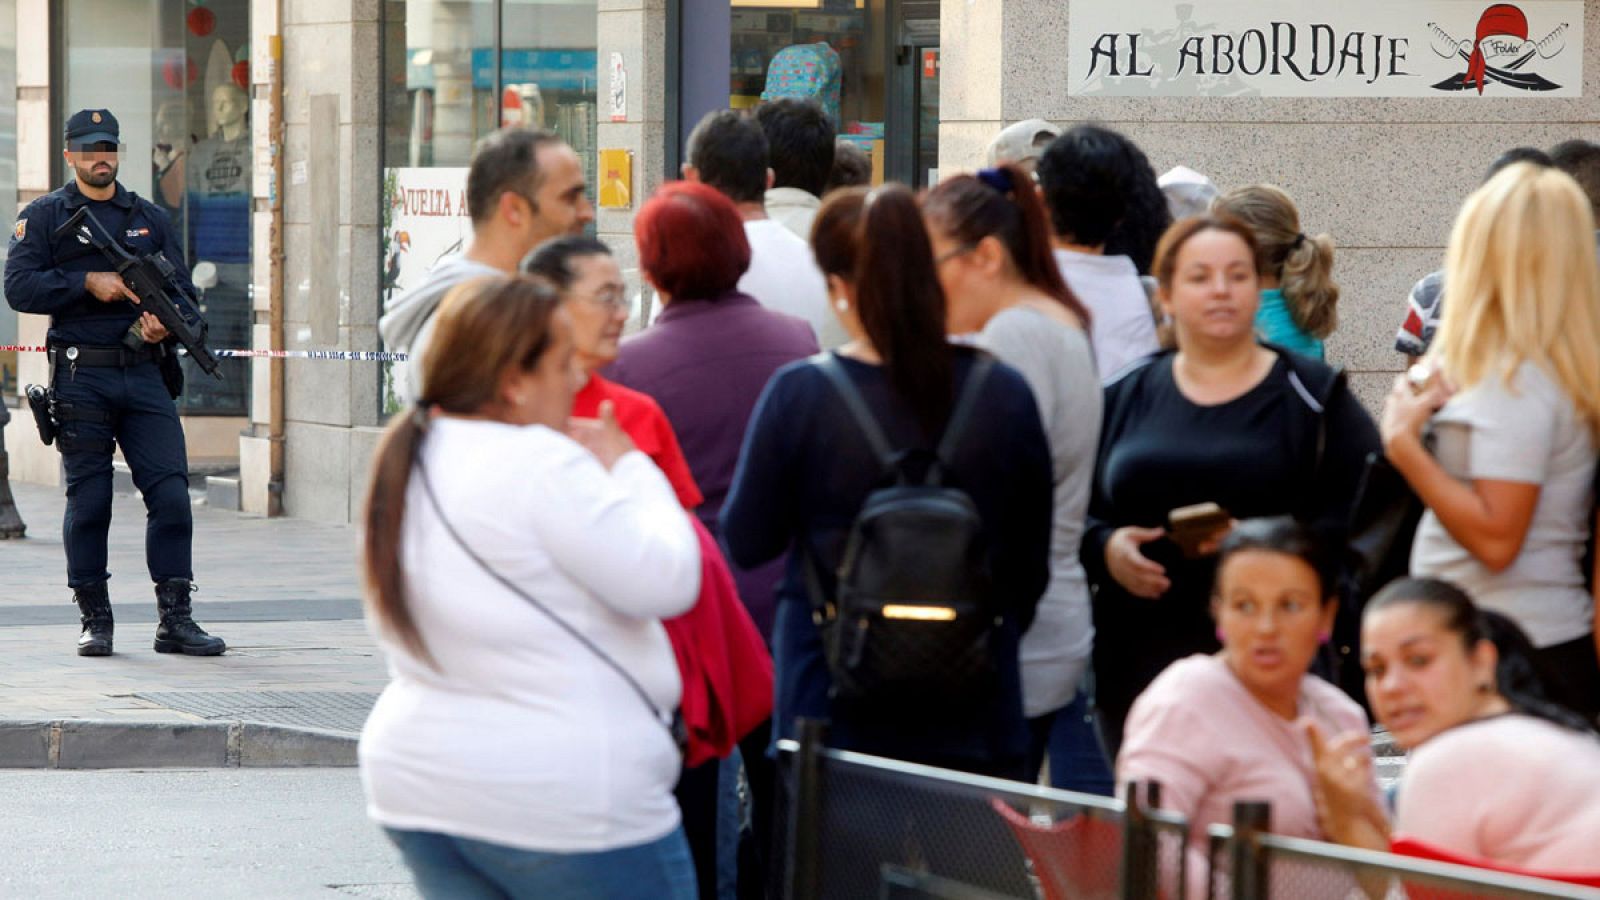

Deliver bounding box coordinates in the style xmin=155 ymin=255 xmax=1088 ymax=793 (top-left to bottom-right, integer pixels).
xmin=0 ymin=482 xmax=386 ymax=734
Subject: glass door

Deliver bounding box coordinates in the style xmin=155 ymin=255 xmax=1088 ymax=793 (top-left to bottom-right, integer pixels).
xmin=913 ymin=44 xmax=937 ymax=187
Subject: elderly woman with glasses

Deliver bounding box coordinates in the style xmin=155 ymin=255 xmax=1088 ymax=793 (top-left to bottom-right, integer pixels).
xmin=523 ymin=236 xmax=702 ymax=509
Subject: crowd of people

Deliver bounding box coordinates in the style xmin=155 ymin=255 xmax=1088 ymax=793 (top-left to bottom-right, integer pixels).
xmin=363 ymin=103 xmax=1600 ymax=898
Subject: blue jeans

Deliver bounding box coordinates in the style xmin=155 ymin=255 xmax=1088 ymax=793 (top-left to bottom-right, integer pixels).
xmin=384 ymin=826 xmax=698 ymax=900
xmin=1026 ymin=686 xmax=1115 ymax=796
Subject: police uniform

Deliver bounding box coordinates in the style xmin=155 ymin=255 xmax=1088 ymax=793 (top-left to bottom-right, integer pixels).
xmin=3 ymin=109 xmax=224 ymax=657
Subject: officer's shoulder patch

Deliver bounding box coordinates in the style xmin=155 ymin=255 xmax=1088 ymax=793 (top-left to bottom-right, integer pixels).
xmin=11 ymin=219 xmax=23 ymax=241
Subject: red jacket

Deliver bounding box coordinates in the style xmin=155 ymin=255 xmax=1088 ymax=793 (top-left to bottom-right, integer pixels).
xmin=665 ymin=518 xmax=774 ymax=767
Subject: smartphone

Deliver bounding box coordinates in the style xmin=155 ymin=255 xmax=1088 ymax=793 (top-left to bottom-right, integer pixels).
xmin=1168 ymin=502 xmax=1231 ymax=559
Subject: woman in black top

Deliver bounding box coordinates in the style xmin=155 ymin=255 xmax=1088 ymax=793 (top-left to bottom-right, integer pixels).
xmin=721 ymin=185 xmax=1053 ymax=777
xmin=1082 ymin=215 xmax=1379 ymax=756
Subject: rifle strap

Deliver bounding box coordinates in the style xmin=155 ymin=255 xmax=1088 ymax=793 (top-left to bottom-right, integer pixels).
xmin=52 ymin=195 xmax=142 ymax=268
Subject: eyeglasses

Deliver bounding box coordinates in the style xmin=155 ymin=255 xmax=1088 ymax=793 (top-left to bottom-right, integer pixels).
xmin=934 ymin=244 xmax=977 ymax=266
xmin=583 ymin=287 xmax=631 ymax=313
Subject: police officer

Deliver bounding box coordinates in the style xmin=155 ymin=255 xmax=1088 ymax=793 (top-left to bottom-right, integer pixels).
xmin=4 ymin=109 xmax=225 ymax=657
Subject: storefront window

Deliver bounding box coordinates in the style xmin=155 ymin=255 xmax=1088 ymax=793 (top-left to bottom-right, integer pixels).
xmin=727 ymin=0 xmax=938 ymax=187
xmin=384 ymin=1 xmax=596 ymax=172
xmin=61 ymin=0 xmax=252 ymax=416
xmin=731 ymin=3 xmax=884 ymax=177
xmin=379 ymin=0 xmax=598 ymax=413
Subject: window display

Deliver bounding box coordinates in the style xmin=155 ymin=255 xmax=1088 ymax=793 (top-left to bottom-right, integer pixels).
xmin=379 ymin=0 xmax=599 ymax=413
xmin=61 ymin=0 xmax=252 ymax=416
xmin=727 ymin=0 xmax=939 ymax=187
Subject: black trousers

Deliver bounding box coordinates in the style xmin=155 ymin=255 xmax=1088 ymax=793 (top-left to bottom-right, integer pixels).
xmin=54 ymin=359 xmax=191 ymax=590
xmin=674 ymin=757 xmax=720 ymax=900
xmin=1533 ymin=634 xmax=1600 ymax=724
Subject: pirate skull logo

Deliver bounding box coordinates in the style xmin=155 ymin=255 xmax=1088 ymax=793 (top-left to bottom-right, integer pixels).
xmin=1429 ymin=4 xmax=1569 ymax=94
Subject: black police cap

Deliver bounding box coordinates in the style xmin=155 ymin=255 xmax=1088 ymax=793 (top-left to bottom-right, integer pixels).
xmin=65 ymin=109 xmax=119 ymax=144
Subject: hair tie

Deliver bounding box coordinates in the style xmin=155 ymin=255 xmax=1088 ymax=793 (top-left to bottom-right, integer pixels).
xmin=410 ymin=405 xmax=431 ymax=431
xmin=1292 ymin=232 xmax=1307 ymax=250
xmin=976 ymin=167 xmax=1015 ymax=195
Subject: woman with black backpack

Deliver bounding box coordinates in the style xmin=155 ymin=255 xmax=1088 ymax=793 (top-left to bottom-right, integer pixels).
xmin=721 ymin=184 xmax=1054 ymax=779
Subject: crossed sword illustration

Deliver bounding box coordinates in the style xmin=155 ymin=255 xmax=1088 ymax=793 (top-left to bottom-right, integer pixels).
xmin=1427 ymin=21 xmax=1569 ymax=91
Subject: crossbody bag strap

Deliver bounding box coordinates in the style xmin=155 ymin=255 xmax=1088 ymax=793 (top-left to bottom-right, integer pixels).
xmin=413 ymin=458 xmax=682 ymax=744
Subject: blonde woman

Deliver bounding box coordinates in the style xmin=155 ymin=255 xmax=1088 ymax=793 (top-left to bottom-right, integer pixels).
xmin=1381 ymin=162 xmax=1600 ymax=723
xmin=1213 ymin=184 xmax=1338 ymax=359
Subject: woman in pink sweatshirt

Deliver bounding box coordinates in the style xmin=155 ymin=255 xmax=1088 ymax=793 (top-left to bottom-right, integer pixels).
xmin=1116 ymin=517 xmax=1377 ymax=898
xmin=1312 ymin=578 xmax=1600 ymax=880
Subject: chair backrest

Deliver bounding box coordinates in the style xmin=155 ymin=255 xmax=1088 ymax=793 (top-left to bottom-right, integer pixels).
xmin=990 ymin=797 xmax=1122 ymax=900
xmin=1391 ymin=834 xmax=1600 ymax=896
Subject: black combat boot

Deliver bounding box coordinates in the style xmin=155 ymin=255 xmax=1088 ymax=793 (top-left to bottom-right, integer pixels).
xmin=73 ymin=582 xmax=114 ymax=657
xmin=153 ymin=579 xmax=227 ymax=656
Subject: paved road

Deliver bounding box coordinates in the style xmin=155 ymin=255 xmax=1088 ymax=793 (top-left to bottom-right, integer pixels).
xmin=0 ymin=482 xmax=386 ymax=732
xmin=0 ymin=768 xmax=417 ymax=898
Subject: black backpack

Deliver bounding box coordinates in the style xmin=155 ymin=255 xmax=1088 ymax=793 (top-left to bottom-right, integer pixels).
xmin=803 ymin=354 xmax=999 ymax=706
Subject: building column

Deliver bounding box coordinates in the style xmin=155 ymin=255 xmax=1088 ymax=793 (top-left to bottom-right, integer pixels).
xmin=6 ymin=0 xmax=57 ymax=485
xmin=253 ymin=0 xmax=383 ymax=523
xmin=935 ymin=0 xmax=1008 ymax=176
xmin=595 ymin=0 xmax=669 ymax=301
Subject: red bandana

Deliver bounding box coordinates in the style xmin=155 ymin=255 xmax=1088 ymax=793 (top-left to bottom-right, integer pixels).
xmin=1468 ymin=4 xmax=1530 ymax=94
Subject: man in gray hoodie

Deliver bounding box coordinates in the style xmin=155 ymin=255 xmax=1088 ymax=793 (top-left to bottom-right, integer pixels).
xmin=380 ymin=128 xmax=594 ymax=403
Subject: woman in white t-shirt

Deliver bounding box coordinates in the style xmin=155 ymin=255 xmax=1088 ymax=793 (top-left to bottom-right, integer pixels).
xmin=1381 ymin=162 xmax=1600 ymax=722
xmin=357 ymin=275 xmax=702 ymax=898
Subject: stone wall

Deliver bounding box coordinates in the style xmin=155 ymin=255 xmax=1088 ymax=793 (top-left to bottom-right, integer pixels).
xmin=595 ymin=0 xmax=670 ymax=310
xmin=274 ymin=0 xmax=386 ymax=523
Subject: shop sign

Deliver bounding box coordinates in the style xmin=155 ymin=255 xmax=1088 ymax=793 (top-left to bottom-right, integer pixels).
xmin=609 ymin=53 xmax=628 ymax=122
xmin=599 ymin=149 xmax=633 ymax=210
xmin=382 ymin=168 xmax=472 ymax=300
xmin=1069 ymin=1 xmax=1583 ymax=98
xmin=380 ymin=167 xmax=473 ymax=413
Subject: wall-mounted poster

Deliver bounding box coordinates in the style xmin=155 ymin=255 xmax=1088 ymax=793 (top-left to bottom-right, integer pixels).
xmin=380 ymin=166 xmax=473 ymax=414
xmin=1069 ymin=1 xmax=1583 ymax=98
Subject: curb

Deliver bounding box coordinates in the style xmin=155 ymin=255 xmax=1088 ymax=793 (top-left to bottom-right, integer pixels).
xmin=0 ymin=719 xmax=357 ymax=769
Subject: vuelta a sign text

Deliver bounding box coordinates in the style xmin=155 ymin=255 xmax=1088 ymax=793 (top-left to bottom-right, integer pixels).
xmin=1069 ymin=1 xmax=1583 ymax=98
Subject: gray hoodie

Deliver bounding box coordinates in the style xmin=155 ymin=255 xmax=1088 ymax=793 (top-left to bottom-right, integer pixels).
xmin=378 ymin=255 xmax=502 ymax=404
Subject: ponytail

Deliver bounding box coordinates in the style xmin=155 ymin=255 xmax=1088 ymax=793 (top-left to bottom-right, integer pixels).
xmin=1214 ymin=184 xmax=1340 ymax=340
xmin=857 ymin=187 xmax=954 ymax=438
xmin=924 ymin=164 xmax=1091 ymax=326
xmin=1477 ymin=607 xmax=1599 ymax=736
xmin=362 ymin=408 xmax=433 ymax=664
xmin=813 ymin=185 xmax=955 ymax=438
xmin=1280 ymin=232 xmax=1339 ymax=339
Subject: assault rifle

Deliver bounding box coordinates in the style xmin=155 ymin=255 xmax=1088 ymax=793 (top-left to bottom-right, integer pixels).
xmin=53 ymin=205 xmax=223 ymax=378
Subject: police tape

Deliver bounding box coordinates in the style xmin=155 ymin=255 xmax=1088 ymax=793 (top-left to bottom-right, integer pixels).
xmin=0 ymin=344 xmax=410 ymax=362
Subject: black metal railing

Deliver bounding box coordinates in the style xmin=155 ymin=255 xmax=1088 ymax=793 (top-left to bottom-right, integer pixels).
xmin=778 ymin=718 xmax=1600 ymax=900
xmin=778 ymin=719 xmax=1182 ymax=900
xmin=1213 ymin=807 xmax=1600 ymax=900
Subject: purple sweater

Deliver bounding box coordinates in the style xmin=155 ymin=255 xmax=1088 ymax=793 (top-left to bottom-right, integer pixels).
xmin=606 ymin=291 xmax=819 ymax=638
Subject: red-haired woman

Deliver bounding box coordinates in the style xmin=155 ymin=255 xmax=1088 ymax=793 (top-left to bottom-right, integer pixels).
xmin=608 ymin=181 xmax=818 ymax=641
xmin=606 ymin=180 xmax=817 ymax=896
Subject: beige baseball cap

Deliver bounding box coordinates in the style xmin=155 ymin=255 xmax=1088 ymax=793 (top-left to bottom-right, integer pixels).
xmin=984 ymin=119 xmax=1062 ymax=168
